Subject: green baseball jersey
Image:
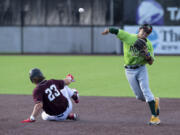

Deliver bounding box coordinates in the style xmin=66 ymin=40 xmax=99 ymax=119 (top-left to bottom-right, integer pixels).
xmin=117 ymin=29 xmax=154 ymax=66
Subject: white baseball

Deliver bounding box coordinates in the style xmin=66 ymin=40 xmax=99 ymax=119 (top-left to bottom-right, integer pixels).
xmin=78 ymin=8 xmax=84 ymax=13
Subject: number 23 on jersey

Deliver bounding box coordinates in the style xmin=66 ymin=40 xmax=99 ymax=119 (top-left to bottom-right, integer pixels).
xmin=45 ymin=84 xmax=61 ymax=101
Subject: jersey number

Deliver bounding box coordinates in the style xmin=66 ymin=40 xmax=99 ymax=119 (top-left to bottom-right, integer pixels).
xmin=45 ymin=84 xmax=60 ymax=102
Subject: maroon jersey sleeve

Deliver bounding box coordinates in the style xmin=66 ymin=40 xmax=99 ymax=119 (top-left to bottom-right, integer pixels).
xmin=33 ymin=87 xmax=43 ymax=103
xmin=51 ymin=79 xmax=65 ymax=90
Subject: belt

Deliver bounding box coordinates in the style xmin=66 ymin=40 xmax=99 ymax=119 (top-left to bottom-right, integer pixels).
xmin=124 ymin=65 xmax=143 ymax=69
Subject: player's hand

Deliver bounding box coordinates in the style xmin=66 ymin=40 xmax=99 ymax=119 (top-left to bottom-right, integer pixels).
xmin=66 ymin=74 xmax=75 ymax=82
xmin=101 ymin=28 xmax=109 ymax=35
xmin=21 ymin=118 xmax=35 ymax=123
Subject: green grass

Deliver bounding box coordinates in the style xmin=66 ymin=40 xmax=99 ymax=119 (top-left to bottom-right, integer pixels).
xmin=0 ymin=55 xmax=179 ymax=98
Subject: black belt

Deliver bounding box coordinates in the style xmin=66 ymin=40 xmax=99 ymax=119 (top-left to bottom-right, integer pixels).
xmin=125 ymin=65 xmax=142 ymax=69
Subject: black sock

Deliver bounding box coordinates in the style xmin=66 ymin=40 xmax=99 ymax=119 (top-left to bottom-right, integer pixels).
xmin=148 ymin=100 xmax=156 ymax=116
xmin=156 ymin=108 xmax=160 ymax=116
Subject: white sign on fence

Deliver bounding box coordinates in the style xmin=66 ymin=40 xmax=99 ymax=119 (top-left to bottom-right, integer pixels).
xmin=124 ymin=26 xmax=180 ymax=54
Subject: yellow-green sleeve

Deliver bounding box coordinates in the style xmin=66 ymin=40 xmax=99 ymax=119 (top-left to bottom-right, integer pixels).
xmin=117 ymin=29 xmax=132 ymax=42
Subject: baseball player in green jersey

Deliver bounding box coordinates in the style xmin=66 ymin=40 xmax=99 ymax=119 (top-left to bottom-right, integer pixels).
xmin=102 ymin=24 xmax=160 ymax=125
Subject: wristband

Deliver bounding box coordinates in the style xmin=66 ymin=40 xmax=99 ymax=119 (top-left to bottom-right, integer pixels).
xmin=109 ymin=28 xmax=119 ymax=35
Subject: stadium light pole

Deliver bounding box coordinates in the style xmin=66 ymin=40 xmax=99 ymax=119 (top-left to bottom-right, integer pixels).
xmin=20 ymin=10 xmax=24 ymax=54
xmin=20 ymin=2 xmax=29 ymax=54
xmin=90 ymin=0 xmax=94 ymax=54
xmin=110 ymin=0 xmax=114 ymax=25
xmin=20 ymin=0 xmax=26 ymax=55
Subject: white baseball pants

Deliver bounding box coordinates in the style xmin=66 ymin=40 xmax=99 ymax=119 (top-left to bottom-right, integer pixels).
xmin=125 ymin=65 xmax=155 ymax=102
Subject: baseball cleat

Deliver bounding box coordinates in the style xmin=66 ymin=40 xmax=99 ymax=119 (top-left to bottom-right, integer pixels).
xmin=73 ymin=113 xmax=79 ymax=121
xmin=149 ymin=115 xmax=160 ymax=125
xmin=67 ymin=113 xmax=79 ymax=121
xmin=155 ymin=97 xmax=160 ymax=116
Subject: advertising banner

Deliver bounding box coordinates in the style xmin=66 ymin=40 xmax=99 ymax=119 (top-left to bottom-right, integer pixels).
xmin=124 ymin=26 xmax=180 ymax=54
xmin=123 ymin=0 xmax=180 ymax=25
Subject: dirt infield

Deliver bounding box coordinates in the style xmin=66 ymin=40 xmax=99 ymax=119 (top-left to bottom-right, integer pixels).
xmin=0 ymin=95 xmax=180 ymax=135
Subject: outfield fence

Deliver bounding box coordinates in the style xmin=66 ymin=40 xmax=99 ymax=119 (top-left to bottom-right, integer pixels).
xmin=0 ymin=0 xmax=180 ymax=55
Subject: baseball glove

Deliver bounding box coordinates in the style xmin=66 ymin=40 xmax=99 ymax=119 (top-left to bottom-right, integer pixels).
xmin=133 ymin=38 xmax=147 ymax=56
